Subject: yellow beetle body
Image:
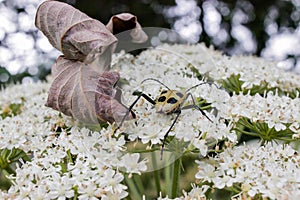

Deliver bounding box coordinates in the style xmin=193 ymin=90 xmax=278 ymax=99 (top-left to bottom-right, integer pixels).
xmin=155 ymin=90 xmax=187 ymax=114
xmin=117 ymin=78 xmax=214 ymax=158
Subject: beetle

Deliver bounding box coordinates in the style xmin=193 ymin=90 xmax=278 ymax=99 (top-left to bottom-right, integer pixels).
xmin=118 ymin=78 xmax=213 ymax=156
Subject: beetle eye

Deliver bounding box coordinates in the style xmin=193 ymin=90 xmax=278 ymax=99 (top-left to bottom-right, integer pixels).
xmin=176 ymin=92 xmax=184 ymax=98
xmin=157 ymin=96 xmax=166 ymax=102
xmin=167 ymin=97 xmax=178 ymax=104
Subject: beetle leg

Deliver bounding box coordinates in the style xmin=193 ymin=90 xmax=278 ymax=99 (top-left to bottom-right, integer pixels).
xmin=132 ymin=91 xmax=156 ymax=105
xmin=115 ymin=91 xmax=155 ymax=132
xmin=160 ymin=110 xmax=181 ymax=159
xmin=182 ymin=93 xmax=213 ymax=122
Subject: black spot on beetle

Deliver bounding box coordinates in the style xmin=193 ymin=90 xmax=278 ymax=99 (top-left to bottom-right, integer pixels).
xmin=167 ymin=97 xmax=178 ymax=104
xmin=158 ymin=96 xmax=166 ymax=102
xmin=160 ymin=90 xmax=168 ymax=95
xmin=176 ymin=92 xmax=184 ymax=98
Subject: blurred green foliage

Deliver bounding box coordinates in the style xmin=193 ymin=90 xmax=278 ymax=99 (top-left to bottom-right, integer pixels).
xmin=0 ymin=66 xmax=50 ymax=90
xmin=64 ymin=0 xmax=299 ymax=56
xmin=0 ymin=66 xmax=30 ymax=90
xmin=0 ymin=0 xmax=299 ymax=86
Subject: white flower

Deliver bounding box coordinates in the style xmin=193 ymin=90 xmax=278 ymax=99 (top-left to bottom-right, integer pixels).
xmin=266 ymin=110 xmax=286 ymax=131
xmin=195 ymin=161 xmax=218 ymax=182
xmin=290 ymin=123 xmax=300 ymax=139
xmin=120 ymin=153 xmax=147 ymax=175
xmin=48 ymin=174 xmax=75 ymax=199
xmin=101 ymin=190 xmax=129 ymax=200
xmin=182 ymin=184 xmax=209 ymax=199
xmin=101 ymin=135 xmax=126 ymax=153
xmin=157 ymin=184 xmax=209 ymax=200
xmin=68 ymin=159 xmax=91 ymax=176
xmin=98 ymin=169 xmax=127 ymax=194
xmin=192 ymin=138 xmax=208 ymax=156
xmin=77 ymin=182 xmax=101 ymax=200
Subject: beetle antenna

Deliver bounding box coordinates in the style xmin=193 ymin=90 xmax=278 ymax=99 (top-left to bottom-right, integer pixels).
xmin=142 ymin=78 xmax=171 ymax=90
xmin=185 ymin=81 xmax=219 ymax=93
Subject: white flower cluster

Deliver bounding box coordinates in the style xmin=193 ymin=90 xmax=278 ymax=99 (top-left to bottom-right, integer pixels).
xmin=114 ymin=48 xmax=237 ymax=157
xmin=225 ymin=92 xmax=300 ymax=131
xmin=196 ymin=143 xmax=300 ymax=199
xmin=5 ymin=128 xmax=147 ymax=199
xmin=110 ymin=43 xmax=300 ymax=199
xmin=0 ymin=83 xmax=54 ymax=152
xmin=1 ymin=43 xmax=300 ymax=199
xmin=0 ymin=83 xmax=147 ymax=199
xmin=151 ymin=44 xmax=300 ymax=92
xmin=113 ymin=43 xmax=300 ymax=156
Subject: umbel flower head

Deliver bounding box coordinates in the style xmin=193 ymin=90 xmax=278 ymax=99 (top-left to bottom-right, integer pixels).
xmin=196 ymin=143 xmax=300 ymax=199
xmin=1 ymin=43 xmax=300 ymax=199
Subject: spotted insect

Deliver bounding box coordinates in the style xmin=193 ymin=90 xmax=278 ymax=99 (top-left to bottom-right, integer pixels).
xmin=118 ymin=78 xmax=213 ymax=156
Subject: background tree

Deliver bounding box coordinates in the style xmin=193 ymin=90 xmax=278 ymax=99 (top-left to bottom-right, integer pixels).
xmin=0 ymin=0 xmax=299 ymax=87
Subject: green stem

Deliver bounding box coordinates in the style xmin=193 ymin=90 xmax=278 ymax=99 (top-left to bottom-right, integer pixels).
xmin=66 ymin=149 xmax=74 ymax=163
xmin=151 ymin=152 xmax=161 ymax=196
xmin=233 ymin=183 xmax=242 ymax=192
xmin=127 ymin=147 xmax=160 ymax=154
xmin=125 ymin=175 xmax=141 ymax=200
xmin=72 ymin=186 xmax=78 ymax=200
xmin=238 ymin=118 xmax=253 ymax=129
xmin=171 ymin=158 xmax=181 ymax=198
xmin=133 ymin=175 xmax=145 ymax=196
xmin=278 ymin=138 xmax=295 ymax=142
xmin=165 ymin=158 xmax=172 ymax=196
xmin=265 ymin=125 xmax=275 ymax=137
xmin=234 ymin=128 xmax=259 ymax=137
xmin=206 ymin=140 xmax=220 ymax=148
xmin=200 ymin=105 xmax=211 ymax=110
xmin=224 ymin=185 xmax=241 ymax=194
xmin=3 ymin=164 xmax=16 ymax=175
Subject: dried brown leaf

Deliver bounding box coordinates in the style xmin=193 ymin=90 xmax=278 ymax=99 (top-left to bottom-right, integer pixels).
xmin=106 ymin=13 xmax=148 ymax=43
xmin=35 ymin=0 xmax=117 ymax=64
xmin=35 ymin=1 xmax=147 ymax=124
xmin=46 ymin=56 xmax=135 ymax=124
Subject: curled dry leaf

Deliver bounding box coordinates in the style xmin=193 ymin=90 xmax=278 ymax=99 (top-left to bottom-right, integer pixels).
xmin=35 ymin=0 xmax=117 ymax=64
xmin=106 ymin=13 xmax=148 ymax=43
xmin=35 ymin=0 xmax=146 ymax=124
xmin=46 ymin=56 xmax=135 ymax=124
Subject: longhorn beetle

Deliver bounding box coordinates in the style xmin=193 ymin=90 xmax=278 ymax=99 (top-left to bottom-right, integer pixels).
xmin=118 ymin=78 xmax=214 ymax=157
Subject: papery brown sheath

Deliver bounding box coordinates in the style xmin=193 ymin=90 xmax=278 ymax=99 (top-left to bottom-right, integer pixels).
xmin=35 ymin=0 xmax=146 ymax=124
